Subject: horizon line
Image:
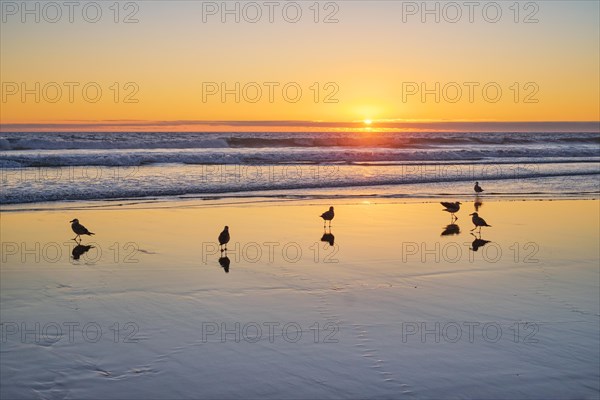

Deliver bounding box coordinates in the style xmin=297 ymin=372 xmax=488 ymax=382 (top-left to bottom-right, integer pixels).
xmin=1 ymin=120 xmax=599 ymax=133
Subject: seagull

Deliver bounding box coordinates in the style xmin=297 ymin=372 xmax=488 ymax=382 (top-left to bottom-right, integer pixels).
xmin=474 ymin=182 xmax=484 ymax=193
xmin=218 ymin=226 xmax=230 ymax=252
xmin=70 ymin=219 xmax=94 ymax=242
xmin=469 ymin=212 xmax=491 ymax=232
xmin=320 ymin=206 xmax=334 ymax=227
xmin=441 ymin=201 xmax=461 ymax=221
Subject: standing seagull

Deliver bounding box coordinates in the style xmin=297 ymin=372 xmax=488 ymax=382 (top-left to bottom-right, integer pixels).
xmin=218 ymin=226 xmax=230 ymax=252
xmin=469 ymin=212 xmax=491 ymax=232
xmin=320 ymin=206 xmax=335 ymax=228
xmin=70 ymin=219 xmax=94 ymax=242
xmin=441 ymin=201 xmax=461 ymax=221
xmin=474 ymin=182 xmax=484 ymax=194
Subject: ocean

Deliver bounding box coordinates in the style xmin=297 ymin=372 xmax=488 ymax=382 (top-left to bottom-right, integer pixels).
xmin=1 ymin=131 xmax=599 ymax=205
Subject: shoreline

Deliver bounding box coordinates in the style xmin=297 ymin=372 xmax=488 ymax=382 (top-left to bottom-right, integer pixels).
xmin=2 ymin=190 xmax=599 ymax=213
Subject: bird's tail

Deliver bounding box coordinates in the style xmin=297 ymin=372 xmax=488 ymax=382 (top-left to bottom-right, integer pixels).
xmin=88 ymin=232 xmax=95 ymax=235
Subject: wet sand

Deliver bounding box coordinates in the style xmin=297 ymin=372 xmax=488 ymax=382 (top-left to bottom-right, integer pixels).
xmin=1 ymin=198 xmax=599 ymax=399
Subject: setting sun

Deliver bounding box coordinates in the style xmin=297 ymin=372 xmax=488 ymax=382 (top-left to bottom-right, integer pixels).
xmin=364 ymin=119 xmax=373 ymax=125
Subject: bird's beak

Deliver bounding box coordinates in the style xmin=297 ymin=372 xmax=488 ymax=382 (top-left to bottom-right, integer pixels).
xmin=469 ymin=213 xmax=474 ymax=216
xmin=69 ymin=219 xmax=74 ymax=222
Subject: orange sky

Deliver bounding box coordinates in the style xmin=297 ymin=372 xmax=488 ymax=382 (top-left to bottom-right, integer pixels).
xmin=1 ymin=1 xmax=599 ymax=131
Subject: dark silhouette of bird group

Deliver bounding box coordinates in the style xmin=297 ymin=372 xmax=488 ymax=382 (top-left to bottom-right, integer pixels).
xmin=69 ymin=182 xmax=489 ymax=263
xmin=440 ymin=182 xmax=492 ymax=235
xmin=68 ymin=205 xmax=336 ymax=267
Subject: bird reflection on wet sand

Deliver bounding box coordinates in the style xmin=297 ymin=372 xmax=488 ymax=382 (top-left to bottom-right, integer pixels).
xmin=320 ymin=228 xmax=335 ymax=246
xmin=470 ymin=233 xmax=491 ymax=252
xmin=474 ymin=197 xmax=483 ymax=212
xmin=441 ymin=224 xmax=460 ymax=236
xmin=218 ymin=255 xmax=231 ymax=273
xmin=72 ymin=244 xmax=94 ymax=260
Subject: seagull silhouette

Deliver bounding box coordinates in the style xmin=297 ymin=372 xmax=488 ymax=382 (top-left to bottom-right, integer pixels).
xmin=474 ymin=182 xmax=484 ymax=193
xmin=469 ymin=212 xmax=491 ymax=232
xmin=70 ymin=219 xmax=94 ymax=242
xmin=218 ymin=226 xmax=230 ymax=252
xmin=441 ymin=201 xmax=461 ymax=221
xmin=320 ymin=206 xmax=335 ymax=228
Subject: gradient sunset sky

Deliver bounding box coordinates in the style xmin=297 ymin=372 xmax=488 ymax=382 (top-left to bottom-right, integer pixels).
xmin=1 ymin=0 xmax=599 ymax=131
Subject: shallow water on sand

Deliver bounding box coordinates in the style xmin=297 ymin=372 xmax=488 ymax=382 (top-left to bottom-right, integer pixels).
xmin=1 ymin=199 xmax=599 ymax=399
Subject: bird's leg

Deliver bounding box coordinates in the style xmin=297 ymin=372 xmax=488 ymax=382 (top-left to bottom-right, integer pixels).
xmin=470 ymin=227 xmax=476 ymax=231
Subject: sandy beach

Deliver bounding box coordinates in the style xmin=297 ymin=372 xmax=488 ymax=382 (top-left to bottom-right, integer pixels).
xmin=1 ymin=198 xmax=598 ymax=399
